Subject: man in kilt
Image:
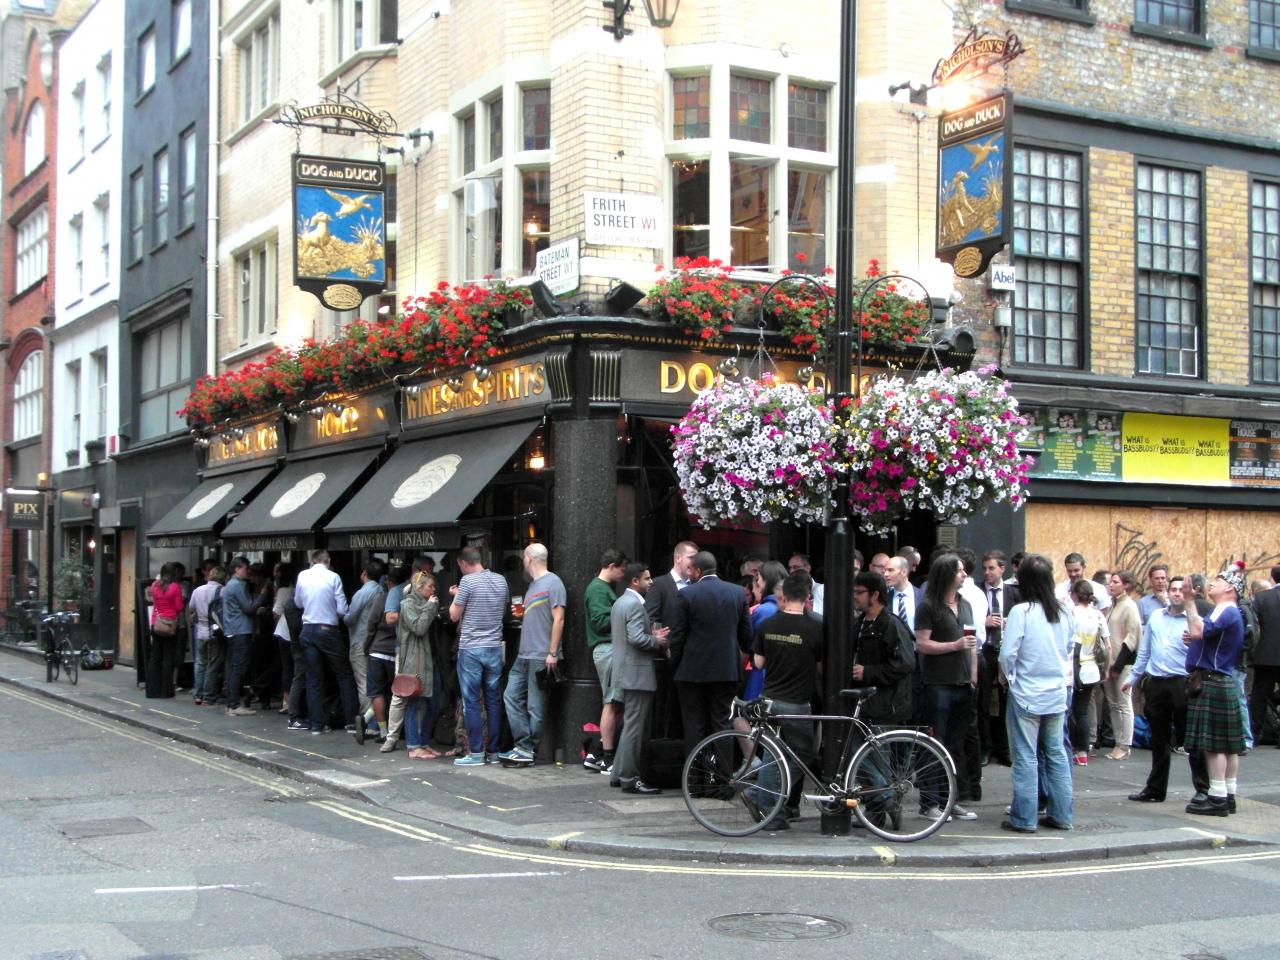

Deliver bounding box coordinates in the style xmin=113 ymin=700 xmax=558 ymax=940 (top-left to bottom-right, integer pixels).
xmin=1180 ymin=563 xmax=1249 ymax=817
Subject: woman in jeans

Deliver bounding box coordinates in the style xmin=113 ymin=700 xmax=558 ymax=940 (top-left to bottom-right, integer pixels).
xmin=998 ymin=554 xmax=1075 ymax=833
xmin=1068 ymin=579 xmax=1110 ymax=765
xmin=1103 ymin=570 xmax=1141 ymax=760
xmin=398 ymin=572 xmax=441 ymax=760
xmin=147 ymin=563 xmax=185 ymax=699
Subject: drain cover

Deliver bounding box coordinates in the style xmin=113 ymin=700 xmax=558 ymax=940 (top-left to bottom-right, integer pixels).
xmin=56 ymin=817 xmax=153 ymax=840
xmin=707 ymin=913 xmax=849 ymax=941
xmin=290 ymin=950 xmax=427 ymax=960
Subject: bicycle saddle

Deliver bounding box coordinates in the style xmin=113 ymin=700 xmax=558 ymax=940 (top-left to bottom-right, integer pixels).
xmin=839 ymin=686 xmax=879 ymax=701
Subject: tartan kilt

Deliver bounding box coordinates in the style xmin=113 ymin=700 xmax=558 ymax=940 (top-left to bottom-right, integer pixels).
xmin=1185 ymin=673 xmax=1246 ymax=754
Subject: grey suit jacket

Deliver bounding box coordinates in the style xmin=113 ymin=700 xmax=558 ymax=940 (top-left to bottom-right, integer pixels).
xmin=610 ymin=589 xmax=663 ymax=691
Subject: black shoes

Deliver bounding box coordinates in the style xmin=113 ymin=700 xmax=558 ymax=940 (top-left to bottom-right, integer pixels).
xmin=1040 ymin=816 xmax=1073 ymax=831
xmin=1128 ymin=790 xmax=1164 ymax=803
xmin=1227 ymin=794 xmax=1237 ymax=814
xmin=621 ymin=780 xmax=661 ymax=795
xmin=1000 ymin=819 xmax=1036 ymax=834
xmin=1185 ymin=795 xmax=1229 ymax=817
xmin=1189 ymin=790 xmax=1209 ymax=805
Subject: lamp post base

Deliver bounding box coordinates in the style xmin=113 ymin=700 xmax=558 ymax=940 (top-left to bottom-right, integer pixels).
xmin=820 ymin=807 xmax=852 ymax=836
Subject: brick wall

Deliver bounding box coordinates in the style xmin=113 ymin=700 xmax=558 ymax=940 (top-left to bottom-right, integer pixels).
xmin=1086 ymin=148 xmax=1135 ymax=378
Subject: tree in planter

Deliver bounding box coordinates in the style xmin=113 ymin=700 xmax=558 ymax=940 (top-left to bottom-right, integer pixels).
xmin=53 ymin=556 xmax=94 ymax=614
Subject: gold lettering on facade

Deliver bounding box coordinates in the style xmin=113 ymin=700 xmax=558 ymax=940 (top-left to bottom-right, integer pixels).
xmin=208 ymin=423 xmax=279 ymax=464
xmin=316 ymin=407 xmax=361 ymax=439
xmin=402 ymin=362 xmax=546 ymax=422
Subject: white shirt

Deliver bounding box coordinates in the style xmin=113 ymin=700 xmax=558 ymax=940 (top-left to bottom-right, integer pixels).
xmin=671 ymin=570 xmax=690 ymax=591
xmin=958 ymin=578 xmax=989 ymax=646
xmin=1056 ymin=579 xmax=1111 ymax=611
xmin=294 ymin=563 xmax=348 ymax=625
xmin=888 ymin=582 xmax=918 ymax=631
xmin=272 ymin=585 xmax=293 ymax=642
xmin=810 ymin=580 xmax=825 ymax=616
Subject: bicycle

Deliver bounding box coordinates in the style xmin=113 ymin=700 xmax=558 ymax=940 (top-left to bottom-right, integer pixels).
xmin=41 ymin=611 xmax=82 ymax=685
xmin=680 ymin=688 xmax=958 ymax=843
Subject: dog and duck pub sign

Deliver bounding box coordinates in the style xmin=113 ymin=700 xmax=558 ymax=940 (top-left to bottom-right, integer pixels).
xmin=292 ymin=154 xmax=387 ymax=311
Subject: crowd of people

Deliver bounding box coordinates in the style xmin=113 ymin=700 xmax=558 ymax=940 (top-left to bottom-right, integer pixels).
xmin=143 ymin=537 xmax=1278 ymax=834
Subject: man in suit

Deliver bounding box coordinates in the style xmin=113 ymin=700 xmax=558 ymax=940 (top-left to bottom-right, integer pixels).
xmin=644 ymin=540 xmax=698 ymax=627
xmin=610 ymin=562 xmax=670 ymax=794
xmin=884 ymin=557 xmax=924 ymax=631
xmin=668 ymin=551 xmax=753 ymax=759
xmin=978 ymin=550 xmax=1021 ymax=766
xmin=1249 ymin=563 xmax=1280 ymax=748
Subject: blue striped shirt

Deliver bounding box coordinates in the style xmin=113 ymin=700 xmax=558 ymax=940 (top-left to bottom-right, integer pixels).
xmin=454 ymin=570 xmax=509 ymax=648
xmin=1132 ymin=607 xmax=1189 ymax=682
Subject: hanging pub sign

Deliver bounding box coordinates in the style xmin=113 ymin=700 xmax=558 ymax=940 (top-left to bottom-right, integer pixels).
xmin=292 ymin=153 xmax=387 ymax=311
xmin=936 ymin=92 xmax=1012 ymax=278
xmin=4 ymin=491 xmax=44 ymax=530
xmin=932 ymin=26 xmax=1025 ymax=86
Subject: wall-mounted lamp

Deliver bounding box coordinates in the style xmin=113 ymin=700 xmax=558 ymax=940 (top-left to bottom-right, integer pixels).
xmin=525 ymin=434 xmax=546 ymax=472
xmin=603 ymin=281 xmax=646 ymax=315
xmin=526 ymin=280 xmax=567 ymax=318
xmin=473 ymin=364 xmax=492 ymax=383
xmin=888 ymin=80 xmax=931 ymax=106
xmin=445 ymin=375 xmax=465 ymax=393
xmin=718 ymin=355 xmax=740 ymax=378
xmin=602 ymin=0 xmax=680 ymax=40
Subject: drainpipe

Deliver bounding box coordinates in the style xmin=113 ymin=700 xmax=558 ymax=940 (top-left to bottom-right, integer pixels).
xmin=205 ymin=0 xmax=220 ymax=378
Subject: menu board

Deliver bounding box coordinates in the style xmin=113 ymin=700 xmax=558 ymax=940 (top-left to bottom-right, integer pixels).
xmin=1024 ymin=410 xmax=1280 ymax=489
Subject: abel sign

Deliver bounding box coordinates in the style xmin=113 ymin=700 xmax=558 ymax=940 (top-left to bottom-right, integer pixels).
xmin=584 ymin=192 xmax=663 ymax=248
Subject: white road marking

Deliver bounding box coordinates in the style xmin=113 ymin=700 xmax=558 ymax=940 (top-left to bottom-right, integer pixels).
xmin=95 ymin=883 xmax=258 ymax=894
xmin=393 ymin=871 xmax=563 ymax=882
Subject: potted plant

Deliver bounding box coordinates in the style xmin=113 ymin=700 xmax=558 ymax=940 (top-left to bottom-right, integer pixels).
xmin=648 ymin=256 xmax=747 ymax=344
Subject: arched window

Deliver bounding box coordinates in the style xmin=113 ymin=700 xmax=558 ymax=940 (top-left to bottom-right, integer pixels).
xmin=23 ymin=101 xmax=45 ymax=175
xmin=13 ymin=350 xmax=43 ymax=440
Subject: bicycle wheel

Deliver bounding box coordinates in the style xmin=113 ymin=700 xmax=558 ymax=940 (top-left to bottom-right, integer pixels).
xmin=682 ymin=729 xmax=789 ymax=837
xmin=845 ymin=730 xmax=957 ymax=842
xmin=63 ymin=642 xmax=79 ymax=685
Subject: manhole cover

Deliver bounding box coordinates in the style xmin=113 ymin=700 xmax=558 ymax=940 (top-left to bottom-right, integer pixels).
xmin=56 ymin=817 xmax=153 ymax=840
xmin=290 ymin=950 xmax=427 ymax=960
xmin=707 ymin=913 xmax=849 ymax=941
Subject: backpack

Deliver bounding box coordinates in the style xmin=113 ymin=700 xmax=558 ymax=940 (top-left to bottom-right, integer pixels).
xmin=1132 ymin=714 xmax=1152 ymax=749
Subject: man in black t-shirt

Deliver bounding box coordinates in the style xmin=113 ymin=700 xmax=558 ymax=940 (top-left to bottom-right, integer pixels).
xmin=752 ymin=572 xmax=824 ymax=826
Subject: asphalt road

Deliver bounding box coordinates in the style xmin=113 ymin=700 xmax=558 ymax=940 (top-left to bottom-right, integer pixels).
xmin=2 ymin=682 xmax=1279 ymax=960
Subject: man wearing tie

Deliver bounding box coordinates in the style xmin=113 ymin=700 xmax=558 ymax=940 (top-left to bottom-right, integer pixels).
xmin=644 ymin=540 xmax=698 ymax=627
xmin=884 ymin=557 xmax=923 ymax=630
xmin=610 ymin=563 xmax=670 ymax=795
xmin=979 ymin=550 xmax=1021 ymax=766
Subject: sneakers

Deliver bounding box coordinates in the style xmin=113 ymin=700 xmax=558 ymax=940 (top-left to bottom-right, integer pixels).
xmin=918 ymin=805 xmax=947 ymax=820
xmin=454 ymin=752 xmax=486 ymax=766
xmin=498 ymin=748 xmax=534 ymax=765
xmin=602 ymin=763 xmax=614 ymax=777
xmin=583 ymin=753 xmax=610 ymax=772
xmin=286 ymin=719 xmax=308 ymax=731
xmin=225 ymin=705 xmax=257 ymax=717
xmin=310 ymin=726 xmax=331 ymax=735
xmin=1005 ymin=803 xmax=1048 ymax=817
xmin=950 ymin=804 xmax=978 ymax=821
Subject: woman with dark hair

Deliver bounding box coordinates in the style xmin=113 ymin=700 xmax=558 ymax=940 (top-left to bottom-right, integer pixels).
xmin=147 ymin=562 xmax=184 ymax=699
xmin=273 ymin=564 xmax=298 ymax=716
xmin=914 ymin=552 xmax=978 ymax=821
xmin=745 ymin=560 xmax=788 ymax=700
xmin=1069 ymin=578 xmax=1110 ymax=765
xmin=998 ymin=554 xmax=1076 ymax=832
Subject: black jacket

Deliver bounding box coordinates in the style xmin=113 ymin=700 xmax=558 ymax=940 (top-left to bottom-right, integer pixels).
xmin=1252 ymin=585 xmax=1280 ymax=666
xmin=668 ymin=574 xmax=752 ymax=683
xmin=644 ymin=570 xmax=683 ymax=629
xmin=853 ymin=609 xmax=915 ymax=724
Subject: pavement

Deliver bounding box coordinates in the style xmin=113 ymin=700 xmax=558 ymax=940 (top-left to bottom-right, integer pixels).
xmin=4 ymin=641 xmax=1280 ymax=869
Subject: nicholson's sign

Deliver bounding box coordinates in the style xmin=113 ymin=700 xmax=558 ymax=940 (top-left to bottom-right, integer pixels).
xmin=292 ymin=153 xmax=387 ymax=311
xmin=932 ymin=27 xmax=1025 ymax=86
xmin=936 ymin=93 xmax=1012 ymax=279
xmin=281 ymin=100 xmax=396 ymax=136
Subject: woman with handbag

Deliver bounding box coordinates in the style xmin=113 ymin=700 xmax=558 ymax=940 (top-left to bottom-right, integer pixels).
xmin=147 ymin=563 xmax=185 ymax=699
xmin=398 ymin=572 xmax=441 ymax=760
xmin=1103 ymin=571 xmax=1141 ymax=760
xmin=1068 ymin=579 xmax=1110 ymax=765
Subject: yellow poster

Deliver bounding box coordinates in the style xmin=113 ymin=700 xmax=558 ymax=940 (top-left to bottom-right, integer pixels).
xmin=1121 ymin=413 xmax=1230 ymax=486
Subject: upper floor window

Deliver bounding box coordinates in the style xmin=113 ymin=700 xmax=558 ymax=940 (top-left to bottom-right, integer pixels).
xmin=71 ymin=83 xmax=86 ymax=159
xmin=15 ymin=205 xmax=48 ymax=293
xmin=788 ymin=83 xmax=828 ymax=151
xmin=1011 ymin=145 xmax=1084 ymax=368
xmin=238 ymin=12 xmax=279 ymax=124
xmin=331 ymin=0 xmax=398 ymax=65
xmin=92 ymin=349 xmax=109 ymax=439
xmin=68 ymin=359 xmax=82 ymax=454
xmin=1250 ymin=179 xmax=1280 ymax=384
xmin=1251 ymin=0 xmax=1280 ymax=49
xmin=153 ymin=148 xmax=170 ymax=247
xmin=236 ymin=239 xmax=278 ymax=345
xmin=460 ymin=110 xmax=476 ymax=174
xmin=522 ymin=86 xmax=550 ymax=151
xmin=1136 ymin=163 xmax=1202 ymax=377
xmin=94 ymin=193 xmax=111 ymax=282
xmin=23 ymin=101 xmax=45 ymax=175
xmin=12 ymin=351 xmax=43 ymax=442
xmin=69 ymin=213 xmax=84 ymax=297
xmin=137 ymin=318 xmax=191 ymax=439
xmin=128 ymin=169 xmax=145 ymax=262
xmin=179 ymin=127 xmax=197 ymax=230
xmin=729 ymin=73 xmax=771 ymax=144
xmin=138 ymin=28 xmax=156 ymax=95
xmin=98 ymin=56 xmax=112 ymax=138
xmin=487 ymin=95 xmax=503 ymax=163
xmin=1135 ymin=0 xmax=1201 ymax=33
xmin=172 ymin=0 xmax=192 ymax=61
xmin=672 ymin=74 xmax=710 ymax=139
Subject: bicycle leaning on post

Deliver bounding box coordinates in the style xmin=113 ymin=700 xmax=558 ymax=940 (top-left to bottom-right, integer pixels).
xmin=680 ymin=687 xmax=958 ymax=842
xmin=41 ymin=610 xmax=82 ymax=685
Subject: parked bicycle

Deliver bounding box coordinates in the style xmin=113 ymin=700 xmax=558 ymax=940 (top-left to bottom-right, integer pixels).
xmin=41 ymin=611 xmax=82 ymax=685
xmin=681 ymin=688 xmax=958 ymax=842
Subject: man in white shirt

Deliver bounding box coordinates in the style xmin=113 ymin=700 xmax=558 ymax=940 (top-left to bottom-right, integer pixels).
xmin=787 ymin=552 xmax=824 ymax=616
xmin=294 ymin=549 xmax=357 ymax=735
xmin=1055 ymin=552 xmax=1111 ymax=611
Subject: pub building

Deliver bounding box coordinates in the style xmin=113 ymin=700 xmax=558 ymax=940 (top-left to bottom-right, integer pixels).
xmin=140 ymin=308 xmax=971 ymax=758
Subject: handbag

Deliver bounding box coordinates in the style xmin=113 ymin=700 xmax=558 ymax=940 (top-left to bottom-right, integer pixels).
xmin=391 ymin=673 xmax=422 ymax=698
xmin=152 ymin=615 xmax=177 ymax=637
xmin=1186 ymin=668 xmax=1206 ymax=699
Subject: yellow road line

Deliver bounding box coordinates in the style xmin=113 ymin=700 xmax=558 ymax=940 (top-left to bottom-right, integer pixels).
xmin=308 ymin=799 xmax=450 ymax=842
xmin=546 ymin=831 xmax=582 ymax=849
xmin=455 ymin=795 xmax=483 ymax=805
xmin=872 ymin=845 xmax=896 ymax=865
xmin=1180 ymin=826 xmax=1228 ymax=847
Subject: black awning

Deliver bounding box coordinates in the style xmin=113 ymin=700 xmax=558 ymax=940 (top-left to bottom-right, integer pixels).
xmin=146 ymin=467 xmax=275 ymax=548
xmin=219 ymin=448 xmax=381 ymax=550
xmin=324 ymin=420 xmax=536 ymax=550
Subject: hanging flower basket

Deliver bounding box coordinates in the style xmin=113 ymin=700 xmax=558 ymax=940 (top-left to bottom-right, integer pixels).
xmin=670 ymin=374 xmax=845 ymax=527
xmin=843 ymin=365 xmax=1032 ymax=535
xmin=648 ymin=256 xmax=747 ymax=343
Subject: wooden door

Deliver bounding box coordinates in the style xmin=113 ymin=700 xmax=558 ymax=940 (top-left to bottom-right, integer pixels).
xmin=117 ymin=529 xmax=136 ymax=663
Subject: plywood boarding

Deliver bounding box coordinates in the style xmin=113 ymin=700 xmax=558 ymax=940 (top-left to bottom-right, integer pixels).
xmin=1025 ymin=503 xmax=1280 ymax=584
